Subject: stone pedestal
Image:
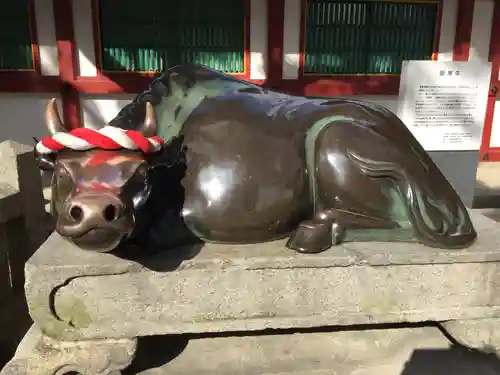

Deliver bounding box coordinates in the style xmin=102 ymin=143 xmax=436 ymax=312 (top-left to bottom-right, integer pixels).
xmin=0 ymin=326 xmax=136 ymax=375
xmin=6 ymin=325 xmax=500 ymax=375
xmin=3 ymin=210 xmax=500 ymax=374
xmin=0 ymin=141 xmax=50 ymax=368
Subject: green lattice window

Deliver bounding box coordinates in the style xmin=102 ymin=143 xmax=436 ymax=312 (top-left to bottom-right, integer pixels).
xmin=304 ymin=0 xmax=438 ymax=75
xmin=98 ymin=0 xmax=246 ymax=73
xmin=0 ymin=3 xmax=33 ymax=70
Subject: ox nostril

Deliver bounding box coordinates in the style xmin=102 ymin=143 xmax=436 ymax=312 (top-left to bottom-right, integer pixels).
xmin=69 ymin=205 xmax=83 ymax=221
xmin=103 ymin=204 xmax=117 ymax=222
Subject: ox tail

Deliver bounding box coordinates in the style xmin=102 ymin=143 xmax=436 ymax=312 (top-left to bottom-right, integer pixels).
xmin=347 ymin=150 xmax=477 ymax=249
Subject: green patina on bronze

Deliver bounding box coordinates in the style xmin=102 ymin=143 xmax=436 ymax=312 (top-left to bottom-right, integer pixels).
xmin=155 ymin=76 xmax=254 ymax=142
xmin=305 ymin=115 xmax=354 ymax=212
xmin=305 ymin=116 xmax=415 ymax=244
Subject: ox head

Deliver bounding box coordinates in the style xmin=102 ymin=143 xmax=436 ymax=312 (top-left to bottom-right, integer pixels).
xmin=34 ymin=98 xmax=167 ymax=253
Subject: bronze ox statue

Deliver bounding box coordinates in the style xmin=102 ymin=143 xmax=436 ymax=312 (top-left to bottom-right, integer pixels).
xmin=34 ymin=64 xmax=477 ymax=253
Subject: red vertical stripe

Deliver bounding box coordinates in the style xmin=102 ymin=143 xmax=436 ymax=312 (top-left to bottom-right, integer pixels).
xmin=489 ymin=0 xmax=500 ymax=85
xmin=431 ymin=0 xmax=443 ymax=60
xmin=53 ymin=0 xmax=82 ymax=129
xmin=453 ymin=0 xmax=475 ymax=61
xmin=479 ymin=0 xmax=500 ymax=161
xmin=298 ymin=0 xmax=307 ymax=77
xmin=244 ymin=0 xmax=251 ymax=79
xmin=266 ymin=0 xmax=285 ymax=88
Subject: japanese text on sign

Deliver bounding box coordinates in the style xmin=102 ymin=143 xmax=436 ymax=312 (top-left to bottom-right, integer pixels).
xmin=397 ymin=61 xmax=491 ymax=151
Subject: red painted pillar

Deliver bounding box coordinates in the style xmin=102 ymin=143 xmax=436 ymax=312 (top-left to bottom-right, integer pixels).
xmin=266 ymin=0 xmax=285 ymax=88
xmin=53 ymin=0 xmax=82 ymax=129
xmin=487 ymin=0 xmax=500 ymax=93
xmin=453 ymin=0 xmax=475 ymax=61
xmin=479 ymin=0 xmax=500 ymax=160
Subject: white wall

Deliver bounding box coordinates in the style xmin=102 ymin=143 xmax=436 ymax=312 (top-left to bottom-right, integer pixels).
xmin=80 ymin=94 xmax=136 ymax=129
xmin=0 ymin=94 xmax=62 ymax=145
xmin=250 ymin=0 xmax=268 ymax=80
xmin=283 ymin=0 xmax=302 ymax=80
xmin=34 ymin=0 xmax=59 ymax=76
xmin=72 ymin=0 xmax=97 ymax=77
xmin=0 ymin=0 xmax=59 ymax=146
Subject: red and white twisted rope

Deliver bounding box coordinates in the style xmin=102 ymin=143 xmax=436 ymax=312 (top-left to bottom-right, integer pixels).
xmin=36 ymin=126 xmax=164 ymax=155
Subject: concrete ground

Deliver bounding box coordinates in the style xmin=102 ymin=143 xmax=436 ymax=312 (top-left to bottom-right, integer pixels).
xmin=474 ymin=162 xmax=500 ymax=220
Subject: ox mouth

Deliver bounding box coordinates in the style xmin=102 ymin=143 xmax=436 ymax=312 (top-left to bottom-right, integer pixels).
xmin=66 ymin=228 xmax=127 ymax=253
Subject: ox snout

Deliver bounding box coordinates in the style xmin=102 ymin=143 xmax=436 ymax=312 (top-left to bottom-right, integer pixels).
xmin=56 ymin=192 xmax=134 ymax=252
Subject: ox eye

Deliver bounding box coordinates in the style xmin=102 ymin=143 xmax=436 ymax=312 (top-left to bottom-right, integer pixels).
xmin=56 ymin=167 xmax=73 ymax=189
xmin=132 ymin=184 xmax=151 ymax=208
xmin=53 ymin=167 xmax=75 ymax=209
xmin=128 ymin=165 xmax=151 ymax=208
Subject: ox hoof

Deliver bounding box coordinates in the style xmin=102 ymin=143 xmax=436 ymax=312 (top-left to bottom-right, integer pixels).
xmin=286 ymin=219 xmax=337 ymax=254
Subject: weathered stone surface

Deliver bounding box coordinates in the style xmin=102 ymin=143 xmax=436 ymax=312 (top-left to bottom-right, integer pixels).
xmin=0 ymin=140 xmax=50 ymax=369
xmin=5 ymin=325 xmax=499 ymax=375
xmin=441 ymin=318 xmax=500 ymax=355
xmin=0 ymin=140 xmax=47 ymax=248
xmin=0 ymin=325 xmax=136 ymax=375
xmin=25 ymin=210 xmax=500 ymax=342
xmin=130 ymin=326 xmax=500 ymax=375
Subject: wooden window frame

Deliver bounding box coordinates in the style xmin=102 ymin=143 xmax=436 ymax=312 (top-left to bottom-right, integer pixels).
xmin=301 ymin=0 xmax=441 ymax=76
xmin=0 ymin=0 xmax=40 ymax=73
xmin=91 ymin=0 xmax=251 ymax=80
xmin=287 ymin=0 xmax=443 ymax=95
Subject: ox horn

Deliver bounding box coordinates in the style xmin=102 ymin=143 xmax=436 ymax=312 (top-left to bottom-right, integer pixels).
xmin=45 ymin=98 xmax=66 ymax=136
xmin=137 ymin=101 xmax=157 ymax=137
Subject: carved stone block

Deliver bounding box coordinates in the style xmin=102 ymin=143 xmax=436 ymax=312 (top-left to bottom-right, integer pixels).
xmin=0 ymin=325 xmax=136 ymax=375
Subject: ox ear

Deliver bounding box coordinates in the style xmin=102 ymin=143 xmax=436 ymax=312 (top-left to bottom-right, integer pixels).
xmin=32 ymin=138 xmax=55 ymax=171
xmin=137 ymin=101 xmax=157 ymax=137
xmin=45 ymin=98 xmax=69 ymax=136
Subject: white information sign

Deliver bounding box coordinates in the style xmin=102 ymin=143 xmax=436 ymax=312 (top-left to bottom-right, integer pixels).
xmin=397 ymin=60 xmax=492 ymax=151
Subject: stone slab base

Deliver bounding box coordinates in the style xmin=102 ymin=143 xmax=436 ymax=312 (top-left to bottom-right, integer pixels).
xmin=4 ymin=325 xmax=500 ymax=375
xmin=26 ymin=211 xmax=500 ymax=342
